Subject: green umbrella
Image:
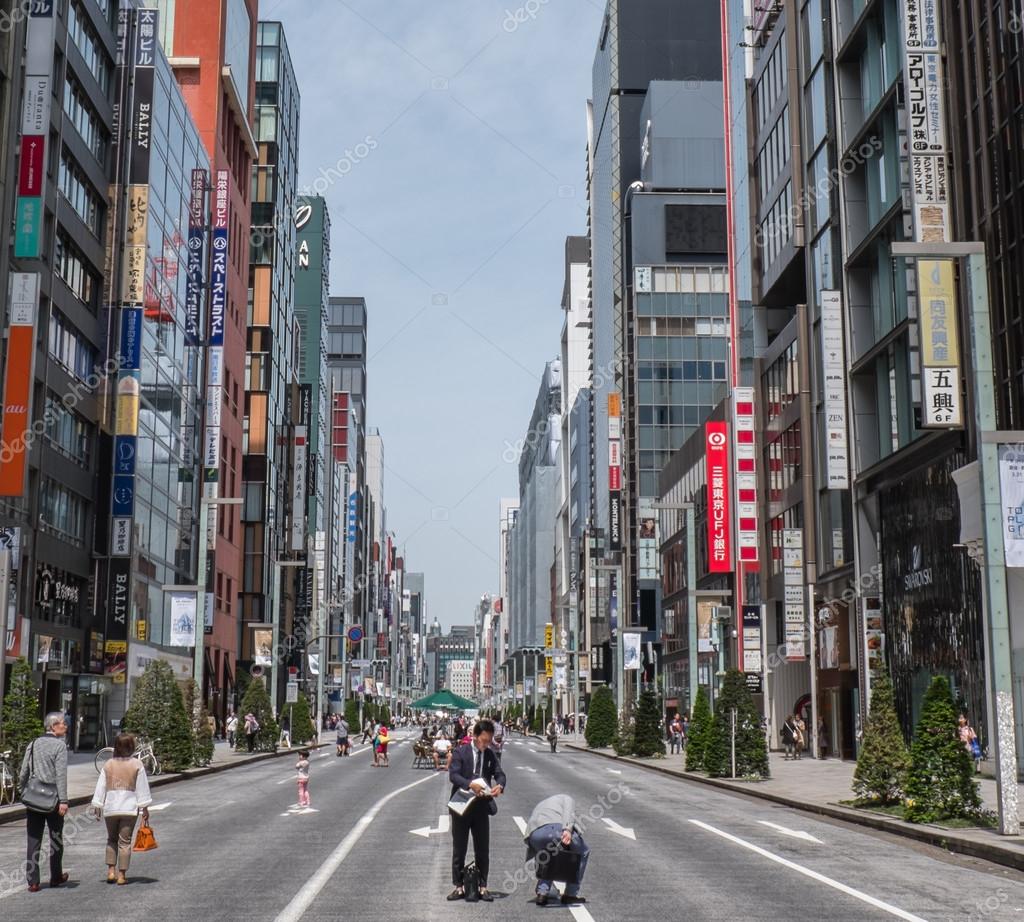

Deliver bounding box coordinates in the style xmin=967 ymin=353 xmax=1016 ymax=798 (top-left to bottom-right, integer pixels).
xmin=410 ymin=689 xmax=478 ymax=711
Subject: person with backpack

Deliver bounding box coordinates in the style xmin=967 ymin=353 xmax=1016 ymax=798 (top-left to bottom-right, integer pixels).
xmin=781 ymin=715 xmax=798 ymax=760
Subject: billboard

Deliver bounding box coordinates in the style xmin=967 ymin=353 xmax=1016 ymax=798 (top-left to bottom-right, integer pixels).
xmin=706 ymin=422 xmax=731 ymax=572
xmin=0 ymin=274 xmax=40 ymax=495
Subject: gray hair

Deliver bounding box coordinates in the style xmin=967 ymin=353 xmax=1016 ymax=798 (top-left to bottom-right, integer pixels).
xmin=44 ymin=711 xmax=65 ymax=731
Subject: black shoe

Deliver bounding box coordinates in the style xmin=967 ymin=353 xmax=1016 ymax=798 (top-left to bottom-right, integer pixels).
xmin=50 ymin=873 xmax=69 ymax=888
xmin=479 ymin=889 xmax=494 ymax=902
xmin=447 ymin=888 xmax=465 ymax=901
xmin=535 ymin=893 xmax=549 ymax=906
xmin=561 ymin=895 xmax=586 ymax=905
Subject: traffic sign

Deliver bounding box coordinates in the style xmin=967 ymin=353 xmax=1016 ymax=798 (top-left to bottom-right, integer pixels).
xmin=346 ymin=625 xmax=364 ymax=644
xmin=286 ymin=682 xmax=299 ymax=704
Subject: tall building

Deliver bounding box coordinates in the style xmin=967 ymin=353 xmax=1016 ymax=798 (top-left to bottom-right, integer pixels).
xmin=241 ymin=19 xmax=300 ymax=712
xmin=155 ymin=0 xmax=259 ymax=715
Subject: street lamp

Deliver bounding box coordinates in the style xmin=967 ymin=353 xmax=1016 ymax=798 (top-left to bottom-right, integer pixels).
xmin=164 ymin=495 xmax=243 ymax=696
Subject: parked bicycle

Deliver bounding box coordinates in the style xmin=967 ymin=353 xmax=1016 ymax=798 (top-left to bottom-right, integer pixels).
xmin=94 ymin=737 xmax=161 ymax=776
xmin=0 ymin=750 xmax=16 ymax=806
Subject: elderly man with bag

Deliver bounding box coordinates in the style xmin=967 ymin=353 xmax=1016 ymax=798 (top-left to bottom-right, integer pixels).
xmin=19 ymin=712 xmax=71 ymax=892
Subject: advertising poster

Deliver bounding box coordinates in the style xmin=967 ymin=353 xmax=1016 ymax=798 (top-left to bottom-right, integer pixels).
xmin=104 ymin=640 xmax=127 ymax=684
xmin=623 ymin=631 xmax=641 ymax=670
xmin=253 ymin=628 xmax=273 ymax=667
xmin=168 ymin=591 xmax=197 ymax=647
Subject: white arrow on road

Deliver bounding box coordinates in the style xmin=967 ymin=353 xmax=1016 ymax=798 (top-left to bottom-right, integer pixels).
xmin=410 ymin=814 xmax=451 ymax=838
xmin=601 ymin=817 xmax=636 ymax=840
xmin=516 ymin=765 xmax=538 ymax=773
xmin=606 ymin=768 xmax=622 ymax=775
xmin=757 ymin=821 xmax=823 ymax=844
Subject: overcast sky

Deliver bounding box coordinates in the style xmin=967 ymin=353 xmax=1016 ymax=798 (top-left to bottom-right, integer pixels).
xmin=276 ymin=1 xmax=605 ymax=628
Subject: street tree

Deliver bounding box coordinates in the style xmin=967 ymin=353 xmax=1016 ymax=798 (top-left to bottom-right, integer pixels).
xmin=286 ymin=691 xmax=317 ymax=745
xmin=685 ymin=686 xmax=712 ymax=772
xmin=904 ymin=675 xmax=981 ymax=823
xmin=1 ymin=657 xmax=43 ymax=794
xmin=236 ymin=678 xmax=279 ymax=752
xmin=584 ymin=685 xmax=617 ymax=749
xmin=706 ymin=670 xmax=769 ymax=779
xmin=852 ymin=674 xmax=909 ymax=804
xmin=632 ymin=687 xmax=665 ymax=757
xmin=183 ymin=680 xmax=214 ymax=768
xmin=121 ymin=660 xmax=193 ymax=771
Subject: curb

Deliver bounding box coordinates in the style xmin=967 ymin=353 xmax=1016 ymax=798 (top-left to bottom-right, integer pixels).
xmin=0 ymin=743 xmax=326 ymax=828
xmin=566 ymin=744 xmax=1024 ymax=872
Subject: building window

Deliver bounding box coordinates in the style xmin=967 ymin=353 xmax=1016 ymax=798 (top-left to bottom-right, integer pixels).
xmin=58 ymin=149 xmax=101 ymax=234
xmin=43 ymin=393 xmax=92 ymax=466
xmin=40 ymin=478 xmax=88 ymax=543
xmin=47 ymin=310 xmax=97 ymax=381
xmin=63 ymin=75 xmax=107 ymax=163
xmin=55 ymin=231 xmax=97 ymax=307
xmin=68 ymin=1 xmax=111 ymax=93
xmin=763 ymin=338 xmax=799 ymax=425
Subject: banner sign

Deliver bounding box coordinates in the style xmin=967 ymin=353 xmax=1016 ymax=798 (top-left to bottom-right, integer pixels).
xmin=0 ymin=273 xmax=40 ymax=495
xmin=291 ymin=427 xmax=308 ymax=551
xmin=706 ymin=421 xmax=731 ymax=572
xmin=733 ymin=388 xmax=758 ymax=564
xmin=106 ymin=556 xmax=132 ymax=649
xmin=608 ymin=393 xmax=622 ymax=551
xmin=820 ymin=290 xmax=849 ymax=488
xmin=186 ymin=169 xmax=206 ymax=345
xmin=1000 ymin=445 xmax=1024 ymax=567
xmin=622 ymin=631 xmax=641 ymax=671
xmin=783 ymin=529 xmax=806 ymax=659
xmin=169 ymin=591 xmax=197 ymax=647
xmin=917 ymin=259 xmax=962 ymax=427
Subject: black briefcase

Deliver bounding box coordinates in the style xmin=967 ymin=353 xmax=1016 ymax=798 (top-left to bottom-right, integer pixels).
xmin=535 ymin=846 xmax=582 ymax=884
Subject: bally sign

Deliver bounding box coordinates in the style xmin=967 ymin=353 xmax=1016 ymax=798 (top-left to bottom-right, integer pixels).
xmin=706 ymin=421 xmax=732 ymax=572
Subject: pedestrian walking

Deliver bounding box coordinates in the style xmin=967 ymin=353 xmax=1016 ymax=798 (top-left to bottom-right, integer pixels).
xmin=781 ymin=715 xmax=797 ymax=760
xmin=793 ymin=714 xmax=806 ymax=759
xmin=447 ymin=719 xmax=506 ymax=902
xmin=243 ymin=712 xmax=260 ymax=752
xmin=295 ymin=749 xmax=311 ymax=807
xmin=361 ymin=718 xmax=374 ymax=744
xmin=225 ymin=711 xmax=237 ymax=748
xmin=375 ymin=724 xmax=390 ymax=767
xmin=669 ymin=714 xmax=684 ymax=754
xmin=525 ymin=793 xmax=590 ymax=906
xmin=19 ymin=712 xmax=70 ymax=892
xmin=546 ymin=718 xmax=559 ymax=753
xmin=959 ymin=715 xmax=982 ymax=773
xmin=336 ymin=717 xmax=350 ymax=757
xmin=207 ymin=713 xmax=217 ymax=741
xmin=817 ymin=716 xmax=829 ymax=759
xmin=89 ymin=733 xmax=153 ymax=885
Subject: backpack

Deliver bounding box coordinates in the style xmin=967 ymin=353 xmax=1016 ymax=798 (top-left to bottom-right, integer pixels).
xmin=463 ymin=863 xmax=481 ymax=902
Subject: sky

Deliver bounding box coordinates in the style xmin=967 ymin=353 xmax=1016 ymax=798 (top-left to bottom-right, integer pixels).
xmin=275 ymin=1 xmax=606 ymax=628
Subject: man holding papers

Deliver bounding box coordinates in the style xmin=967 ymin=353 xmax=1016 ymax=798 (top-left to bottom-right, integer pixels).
xmin=447 ymin=718 xmax=507 ymax=902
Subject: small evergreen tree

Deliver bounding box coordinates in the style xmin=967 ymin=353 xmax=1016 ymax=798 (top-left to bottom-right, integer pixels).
xmin=344 ymin=698 xmax=360 ymax=732
xmin=121 ymin=660 xmax=193 ymax=771
xmin=706 ymin=670 xmax=769 ymax=779
xmin=235 ymin=678 xmax=279 ymax=752
xmin=1 ymin=657 xmax=43 ymax=794
xmin=378 ymin=704 xmax=392 ymax=727
xmin=286 ymin=691 xmax=317 ymax=745
xmin=632 ymin=687 xmax=666 ymax=757
xmin=584 ymin=685 xmax=617 ymax=749
xmin=183 ymin=681 xmax=214 ymax=768
xmin=852 ymin=674 xmax=909 ymax=804
xmin=904 ymin=675 xmax=981 ymax=822
xmin=685 ymin=686 xmax=713 ymax=772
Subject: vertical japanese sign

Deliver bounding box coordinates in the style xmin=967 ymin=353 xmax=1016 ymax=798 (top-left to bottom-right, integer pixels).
xmin=291 ymin=428 xmax=308 ymax=551
xmin=733 ymin=388 xmax=758 ymax=564
xmin=917 ymin=259 xmax=962 ymax=427
xmin=608 ymin=393 xmax=622 ymax=552
xmin=901 ymin=0 xmax=950 ymax=242
xmin=186 ymin=170 xmax=207 ymax=346
xmin=14 ymin=1 xmax=56 ymax=258
xmin=0 ymin=274 xmax=41 ymax=495
xmin=742 ymin=605 xmax=763 ymax=692
xmin=706 ymin=422 xmax=731 ymax=573
xmin=783 ymin=529 xmax=806 ymax=659
xmin=820 ymin=291 xmax=850 ymax=488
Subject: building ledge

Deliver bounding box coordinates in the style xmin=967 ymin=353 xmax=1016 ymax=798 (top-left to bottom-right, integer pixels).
xmin=221 ymin=65 xmax=258 ymax=160
xmin=168 ymin=56 xmax=201 ymax=68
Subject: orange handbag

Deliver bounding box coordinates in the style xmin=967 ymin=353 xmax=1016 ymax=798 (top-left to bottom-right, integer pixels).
xmin=132 ymin=819 xmax=158 ymax=852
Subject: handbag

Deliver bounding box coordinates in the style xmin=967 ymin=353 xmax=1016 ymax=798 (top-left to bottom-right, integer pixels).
xmin=20 ymin=742 xmax=59 ymax=814
xmin=133 ymin=819 xmax=158 ymax=852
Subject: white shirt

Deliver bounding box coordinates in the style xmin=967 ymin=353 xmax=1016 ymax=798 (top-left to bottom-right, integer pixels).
xmin=91 ymin=757 xmax=153 ymax=818
xmin=433 ymin=739 xmax=451 ymax=754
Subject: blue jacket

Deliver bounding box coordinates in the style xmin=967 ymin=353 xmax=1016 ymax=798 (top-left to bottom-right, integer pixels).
xmin=449 ymin=743 xmax=507 ymax=816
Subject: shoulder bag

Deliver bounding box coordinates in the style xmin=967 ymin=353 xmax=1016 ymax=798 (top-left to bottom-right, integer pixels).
xmin=20 ymin=741 xmax=60 ymax=814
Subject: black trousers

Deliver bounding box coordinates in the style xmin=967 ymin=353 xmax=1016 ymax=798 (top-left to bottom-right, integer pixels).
xmin=451 ymin=804 xmax=490 ymax=887
xmin=26 ymin=808 xmax=64 ymax=886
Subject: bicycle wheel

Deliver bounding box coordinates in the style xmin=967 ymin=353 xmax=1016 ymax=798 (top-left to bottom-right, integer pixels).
xmin=146 ymin=754 xmax=161 ymax=776
xmin=94 ymin=747 xmax=114 ymax=772
xmin=0 ymin=767 xmax=14 ymax=805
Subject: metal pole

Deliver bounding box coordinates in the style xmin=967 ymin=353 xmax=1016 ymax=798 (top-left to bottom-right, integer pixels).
xmin=966 ymin=251 xmax=1020 ymax=835
xmin=313 ymin=542 xmax=324 ymax=738
xmin=730 ymin=707 xmax=736 ymax=779
xmin=686 ymin=506 xmax=698 ymax=717
xmin=270 ymin=560 xmax=281 ymax=720
xmin=194 ymin=499 xmax=209 ymax=694
xmin=0 ymin=549 xmax=10 ymax=741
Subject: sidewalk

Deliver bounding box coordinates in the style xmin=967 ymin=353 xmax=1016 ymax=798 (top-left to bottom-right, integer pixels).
xmin=0 ymin=737 xmax=325 ymax=827
xmin=568 ymin=744 xmax=1024 ymax=871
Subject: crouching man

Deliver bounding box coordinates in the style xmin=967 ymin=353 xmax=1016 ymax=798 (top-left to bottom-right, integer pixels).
xmin=524 ymin=793 xmax=589 ymax=906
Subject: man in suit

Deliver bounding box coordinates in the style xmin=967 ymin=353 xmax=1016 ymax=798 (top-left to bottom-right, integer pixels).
xmin=447 ymin=718 xmax=507 ymax=902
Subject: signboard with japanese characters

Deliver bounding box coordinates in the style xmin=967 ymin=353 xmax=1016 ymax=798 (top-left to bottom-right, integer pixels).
xmin=820 ymin=291 xmax=850 ymax=489
xmin=783 ymin=529 xmax=806 ymax=659
xmin=917 ymin=259 xmax=962 ymax=427
xmin=733 ymin=388 xmax=758 ymax=564
xmin=706 ymin=422 xmax=731 ymax=573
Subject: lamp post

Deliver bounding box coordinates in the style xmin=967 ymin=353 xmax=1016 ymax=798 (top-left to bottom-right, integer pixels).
xmin=891 ymin=241 xmax=1019 ymax=835
xmin=164 ymin=495 xmax=243 ymax=697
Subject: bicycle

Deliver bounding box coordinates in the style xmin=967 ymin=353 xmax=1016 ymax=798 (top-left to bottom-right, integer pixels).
xmin=95 ymin=738 xmax=161 ymax=776
xmin=0 ymin=750 xmax=16 ymax=806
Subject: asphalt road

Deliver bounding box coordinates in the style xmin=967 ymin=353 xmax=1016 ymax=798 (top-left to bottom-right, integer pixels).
xmin=0 ymin=731 xmax=1022 ymax=921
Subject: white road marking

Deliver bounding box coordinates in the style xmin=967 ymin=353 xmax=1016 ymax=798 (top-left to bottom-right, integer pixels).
xmin=601 ymin=817 xmax=636 ymax=840
xmin=280 ymin=805 xmax=320 ymax=816
xmin=276 ymin=771 xmax=442 ymax=921
xmin=553 ymin=882 xmax=596 ymax=922
xmin=689 ymin=820 xmax=928 ymax=922
xmin=513 ymin=815 xmax=528 ymax=835
xmin=516 ymin=766 xmax=538 ymax=773
xmin=758 ymin=820 xmax=824 ymax=844
xmin=147 ymin=802 xmax=172 ymax=811
xmin=410 ymin=814 xmax=451 ymax=837
xmin=606 ymin=768 xmax=622 ymax=775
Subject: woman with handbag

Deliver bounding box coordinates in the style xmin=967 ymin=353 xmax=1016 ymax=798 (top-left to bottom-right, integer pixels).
xmin=18 ymin=712 xmax=70 ymax=892
xmin=89 ymin=733 xmax=153 ymax=885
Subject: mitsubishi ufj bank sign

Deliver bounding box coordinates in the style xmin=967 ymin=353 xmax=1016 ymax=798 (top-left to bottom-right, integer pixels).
xmin=706 ymin=421 xmax=731 ymax=573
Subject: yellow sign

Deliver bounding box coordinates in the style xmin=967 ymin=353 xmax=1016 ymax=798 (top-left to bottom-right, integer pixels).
xmin=545 ymin=656 xmax=553 ymax=678
xmin=608 ymin=393 xmax=621 ymax=418
xmin=121 ymin=244 xmax=146 ymax=305
xmin=917 ymin=259 xmax=959 ymax=366
xmin=544 ymin=623 xmax=553 ymax=648
xmin=115 ymin=377 xmax=140 ymax=435
xmin=136 ymin=619 xmax=147 ymax=641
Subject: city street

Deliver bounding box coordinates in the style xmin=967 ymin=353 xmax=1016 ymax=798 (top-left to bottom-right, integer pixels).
xmin=0 ymin=731 xmax=1021 ymax=921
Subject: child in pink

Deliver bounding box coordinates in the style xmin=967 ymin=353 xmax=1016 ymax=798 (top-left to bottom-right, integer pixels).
xmin=296 ymin=749 xmax=311 ymax=806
